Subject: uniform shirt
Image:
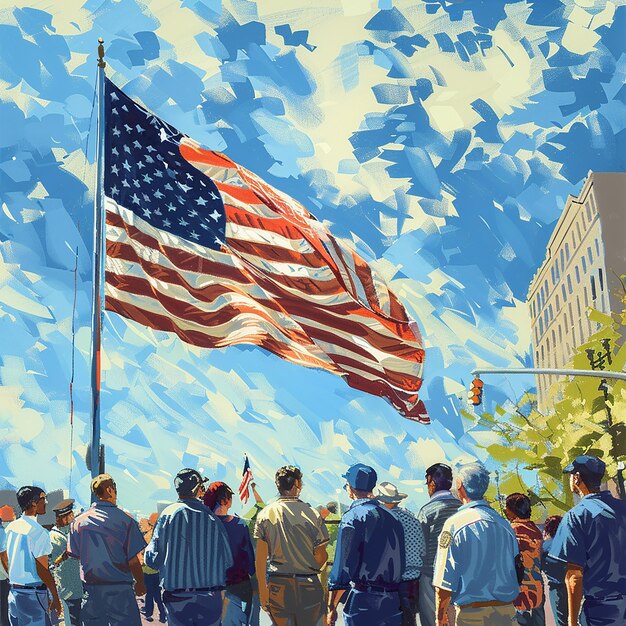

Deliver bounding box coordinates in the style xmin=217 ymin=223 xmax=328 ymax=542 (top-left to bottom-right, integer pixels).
xmin=68 ymin=500 xmax=146 ymax=585
xmin=145 ymin=499 xmax=233 ymax=591
xmin=5 ymin=514 xmax=52 ymax=586
xmin=50 ymin=525 xmax=83 ymax=601
xmin=217 ymin=515 xmax=255 ymax=586
xmin=254 ymin=497 xmax=329 ymax=576
xmin=541 ymin=537 xmax=565 ymax=587
xmin=549 ymin=491 xmax=626 ymax=600
xmin=417 ymin=491 xmax=461 ymax=578
xmin=329 ymin=498 xmax=405 ymax=591
xmin=511 ymin=520 xmax=543 ymax=610
xmin=433 ymin=499 xmax=520 ymax=606
xmin=388 ymin=506 xmax=424 ymax=581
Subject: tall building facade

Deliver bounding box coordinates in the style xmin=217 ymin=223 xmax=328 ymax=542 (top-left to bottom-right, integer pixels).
xmin=527 ymin=172 xmax=626 ymax=414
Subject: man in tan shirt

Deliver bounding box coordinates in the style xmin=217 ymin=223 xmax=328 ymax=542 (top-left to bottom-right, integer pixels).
xmin=254 ymin=466 xmax=329 ymax=626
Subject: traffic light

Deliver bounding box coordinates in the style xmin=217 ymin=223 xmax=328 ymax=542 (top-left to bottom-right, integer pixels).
xmin=468 ymin=377 xmax=484 ymax=406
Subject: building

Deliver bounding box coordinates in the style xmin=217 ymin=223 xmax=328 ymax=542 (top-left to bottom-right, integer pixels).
xmin=527 ymin=172 xmax=626 ymax=414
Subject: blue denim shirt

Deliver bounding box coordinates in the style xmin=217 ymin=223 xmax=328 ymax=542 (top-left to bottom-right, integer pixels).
xmin=433 ymin=499 xmax=520 ymax=606
xmin=328 ymin=498 xmax=405 ymax=590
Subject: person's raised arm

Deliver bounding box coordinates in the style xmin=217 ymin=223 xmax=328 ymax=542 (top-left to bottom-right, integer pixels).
xmin=35 ymin=556 xmax=62 ymax=616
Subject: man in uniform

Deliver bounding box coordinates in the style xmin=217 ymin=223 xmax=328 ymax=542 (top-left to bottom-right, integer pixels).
xmin=417 ymin=463 xmax=461 ymax=626
xmin=68 ymin=474 xmax=147 ymax=626
xmin=433 ymin=463 xmax=520 ymax=626
xmin=49 ymin=499 xmax=83 ymax=626
xmin=327 ymin=464 xmax=405 ymax=626
xmin=549 ymin=455 xmax=626 ymax=626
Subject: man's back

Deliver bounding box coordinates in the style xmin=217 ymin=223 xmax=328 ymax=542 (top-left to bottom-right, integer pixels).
xmin=434 ymin=500 xmax=519 ymax=606
xmin=69 ymin=500 xmax=146 ymax=584
xmin=254 ymin=497 xmax=328 ymax=575
xmin=330 ymin=499 xmax=405 ymax=588
xmin=417 ymin=493 xmax=461 ymax=577
xmin=145 ymin=499 xmax=233 ymax=591
xmin=5 ymin=516 xmax=51 ymax=586
xmin=549 ymin=491 xmax=626 ymax=598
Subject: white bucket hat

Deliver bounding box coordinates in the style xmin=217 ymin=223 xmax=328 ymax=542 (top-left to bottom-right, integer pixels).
xmin=374 ymin=481 xmax=408 ymax=504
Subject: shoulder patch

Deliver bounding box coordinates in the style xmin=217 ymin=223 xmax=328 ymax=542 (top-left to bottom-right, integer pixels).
xmin=439 ymin=530 xmax=453 ymax=549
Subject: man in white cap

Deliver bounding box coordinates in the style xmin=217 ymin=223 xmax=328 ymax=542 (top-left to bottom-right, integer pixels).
xmin=375 ymin=482 xmax=425 ymax=626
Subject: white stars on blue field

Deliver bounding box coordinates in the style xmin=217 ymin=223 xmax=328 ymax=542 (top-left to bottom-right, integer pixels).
xmin=104 ymin=79 xmax=226 ymax=250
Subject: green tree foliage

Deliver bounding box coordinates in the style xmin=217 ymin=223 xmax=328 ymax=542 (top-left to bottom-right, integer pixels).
xmin=463 ymin=298 xmax=626 ymax=517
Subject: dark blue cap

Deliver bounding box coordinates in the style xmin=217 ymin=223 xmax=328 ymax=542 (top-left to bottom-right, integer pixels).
xmin=563 ymin=455 xmax=606 ymax=479
xmin=343 ymin=463 xmax=377 ymax=491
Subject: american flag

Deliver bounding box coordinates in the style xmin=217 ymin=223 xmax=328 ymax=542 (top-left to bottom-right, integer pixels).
xmin=238 ymin=455 xmax=254 ymax=505
xmin=103 ymin=79 xmax=428 ymax=422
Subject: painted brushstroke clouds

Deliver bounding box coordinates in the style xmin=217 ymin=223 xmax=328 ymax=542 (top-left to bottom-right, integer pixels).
xmin=0 ymin=0 xmax=625 ymax=514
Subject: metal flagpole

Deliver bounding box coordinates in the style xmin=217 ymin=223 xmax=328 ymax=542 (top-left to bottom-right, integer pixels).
xmin=89 ymin=38 xmax=107 ymax=482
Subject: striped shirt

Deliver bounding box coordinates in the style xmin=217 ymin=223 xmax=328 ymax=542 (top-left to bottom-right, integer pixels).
xmin=144 ymin=499 xmax=233 ymax=591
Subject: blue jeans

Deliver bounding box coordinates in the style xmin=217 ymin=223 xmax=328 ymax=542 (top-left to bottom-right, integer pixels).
xmin=582 ymin=594 xmax=626 ymax=626
xmin=162 ymin=590 xmax=222 ymax=626
xmin=343 ymin=589 xmax=402 ymax=626
xmin=8 ymin=587 xmax=52 ymax=626
xmin=223 ymin=579 xmax=253 ymax=626
xmin=82 ymin=583 xmax=142 ymax=626
xmin=144 ymin=573 xmax=166 ymax=619
xmin=548 ymin=585 xmax=568 ymax=626
xmin=515 ymin=605 xmax=545 ymax=626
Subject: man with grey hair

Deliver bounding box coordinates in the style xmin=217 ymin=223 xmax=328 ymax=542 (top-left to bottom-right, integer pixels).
xmin=433 ymin=463 xmax=521 ymax=626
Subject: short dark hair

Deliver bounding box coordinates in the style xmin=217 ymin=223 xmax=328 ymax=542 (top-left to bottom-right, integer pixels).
xmin=425 ymin=463 xmax=453 ymax=491
xmin=204 ymin=483 xmax=234 ymax=510
xmin=505 ymin=493 xmax=531 ymax=519
xmin=577 ymin=469 xmax=602 ymax=491
xmin=544 ymin=515 xmax=562 ymax=538
xmin=16 ymin=486 xmax=44 ymax=512
xmin=275 ymin=466 xmax=302 ymax=495
xmin=326 ymin=502 xmax=337 ymax=514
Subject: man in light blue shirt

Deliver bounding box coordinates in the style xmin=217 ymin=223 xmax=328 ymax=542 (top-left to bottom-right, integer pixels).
xmin=5 ymin=486 xmax=62 ymax=626
xmin=145 ymin=468 xmax=233 ymax=626
xmin=433 ymin=463 xmax=520 ymax=626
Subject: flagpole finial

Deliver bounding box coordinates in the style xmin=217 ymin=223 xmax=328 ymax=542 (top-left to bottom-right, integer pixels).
xmin=97 ymin=38 xmax=106 ymax=69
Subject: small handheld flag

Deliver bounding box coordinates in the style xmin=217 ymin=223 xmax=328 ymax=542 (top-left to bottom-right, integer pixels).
xmin=238 ymin=455 xmax=254 ymax=504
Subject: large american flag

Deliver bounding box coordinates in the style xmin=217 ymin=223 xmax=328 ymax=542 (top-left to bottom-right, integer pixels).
xmin=103 ymin=79 xmax=429 ymax=422
xmin=238 ymin=455 xmax=254 ymax=505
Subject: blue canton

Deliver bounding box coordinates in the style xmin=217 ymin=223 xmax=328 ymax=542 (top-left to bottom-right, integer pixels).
xmin=104 ymin=78 xmax=226 ymax=250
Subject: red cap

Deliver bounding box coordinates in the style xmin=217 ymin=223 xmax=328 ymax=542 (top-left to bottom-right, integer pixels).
xmin=203 ymin=481 xmax=232 ymax=510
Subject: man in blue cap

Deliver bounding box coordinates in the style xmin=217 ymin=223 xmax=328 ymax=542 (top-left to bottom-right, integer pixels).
xmin=549 ymin=455 xmax=626 ymax=626
xmin=327 ymin=463 xmax=405 ymax=626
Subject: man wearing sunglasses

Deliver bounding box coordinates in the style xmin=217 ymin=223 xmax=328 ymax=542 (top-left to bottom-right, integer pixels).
xmin=5 ymin=486 xmax=62 ymax=626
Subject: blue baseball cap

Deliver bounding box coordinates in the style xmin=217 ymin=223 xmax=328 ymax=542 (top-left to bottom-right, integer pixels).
xmin=563 ymin=455 xmax=606 ymax=480
xmin=343 ymin=463 xmax=377 ymax=491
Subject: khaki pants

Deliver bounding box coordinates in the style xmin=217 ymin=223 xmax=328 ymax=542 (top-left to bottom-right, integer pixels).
xmin=456 ymin=604 xmax=515 ymax=626
xmin=267 ymin=575 xmax=324 ymax=626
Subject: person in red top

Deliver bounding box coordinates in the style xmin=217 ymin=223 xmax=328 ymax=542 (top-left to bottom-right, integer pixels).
xmin=505 ymin=493 xmax=545 ymax=626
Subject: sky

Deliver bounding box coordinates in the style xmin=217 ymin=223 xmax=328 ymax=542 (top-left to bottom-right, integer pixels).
xmin=0 ymin=0 xmax=625 ymax=516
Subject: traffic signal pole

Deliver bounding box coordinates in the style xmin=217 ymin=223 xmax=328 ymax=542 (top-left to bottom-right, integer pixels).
xmin=471 ymin=367 xmax=626 ymax=382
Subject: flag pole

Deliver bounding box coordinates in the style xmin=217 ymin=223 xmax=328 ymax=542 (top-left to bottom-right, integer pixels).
xmin=89 ymin=38 xmax=107 ymax=481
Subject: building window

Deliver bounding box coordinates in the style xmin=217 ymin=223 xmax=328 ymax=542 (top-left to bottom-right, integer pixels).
xmin=583 ymin=287 xmax=589 ymax=307
xmin=586 ymin=202 xmax=592 ymax=222
xmin=560 ymin=249 xmax=565 ymax=273
xmin=541 ymin=345 xmax=545 ymax=361
xmin=576 ymin=223 xmax=582 ymax=242
xmin=565 ymin=242 xmax=570 ymax=260
xmin=575 ymin=266 xmax=580 ymax=283
xmin=558 ymin=325 xmax=562 ymax=343
xmin=591 ymin=275 xmax=596 ymax=301
xmin=567 ymin=275 xmax=573 ymax=294
xmin=581 ymin=256 xmax=587 ymax=273
xmin=547 ymin=337 xmax=551 ymax=352
xmin=595 ymin=238 xmax=600 ymax=257
xmin=579 ymin=319 xmax=584 ymax=342
xmin=535 ymin=350 xmax=539 ymax=365
xmin=564 ymin=311 xmax=568 ymax=327
xmin=544 ymin=280 xmax=549 ymax=298
xmin=561 ymin=284 xmax=567 ymax=303
xmin=587 ymin=246 xmax=593 ymax=264
xmin=544 ymin=309 xmax=549 ymax=328
xmin=551 ymin=266 xmax=556 ymax=286
xmin=539 ymin=317 xmax=544 ymax=335
xmin=577 ymin=297 xmax=581 ymax=317
xmin=556 ymin=294 xmax=560 ymax=309
xmin=569 ymin=302 xmax=574 ymax=323
xmin=599 ymin=268 xmax=604 ymax=291
xmin=549 ymin=304 xmax=554 ymax=320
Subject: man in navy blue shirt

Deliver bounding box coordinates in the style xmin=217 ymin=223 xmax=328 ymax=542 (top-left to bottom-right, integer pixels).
xmin=549 ymin=455 xmax=626 ymax=626
xmin=327 ymin=463 xmax=405 ymax=626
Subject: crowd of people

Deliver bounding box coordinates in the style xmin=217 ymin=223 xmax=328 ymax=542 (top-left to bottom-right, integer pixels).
xmin=0 ymin=454 xmax=624 ymax=626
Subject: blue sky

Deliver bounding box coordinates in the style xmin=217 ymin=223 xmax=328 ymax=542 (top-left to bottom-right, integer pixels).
xmin=0 ymin=0 xmax=625 ymax=515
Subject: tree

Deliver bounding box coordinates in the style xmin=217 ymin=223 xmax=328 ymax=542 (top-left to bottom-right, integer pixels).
xmin=463 ymin=296 xmax=626 ymax=515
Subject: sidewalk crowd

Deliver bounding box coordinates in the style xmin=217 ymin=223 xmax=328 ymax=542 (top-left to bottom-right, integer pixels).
xmin=0 ymin=454 xmax=624 ymax=626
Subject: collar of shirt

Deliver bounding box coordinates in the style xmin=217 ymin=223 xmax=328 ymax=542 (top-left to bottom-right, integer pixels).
xmin=53 ymin=525 xmax=70 ymax=537
xmin=430 ymin=490 xmax=455 ymax=501
xmin=277 ymin=496 xmax=301 ymax=501
xmin=349 ymin=498 xmax=376 ymax=509
xmin=20 ymin=514 xmax=42 ymax=528
xmin=458 ymin=499 xmax=489 ymax=512
xmin=94 ymin=501 xmax=116 ymax=509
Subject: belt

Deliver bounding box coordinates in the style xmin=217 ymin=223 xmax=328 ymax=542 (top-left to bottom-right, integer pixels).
xmin=353 ymin=583 xmax=399 ymax=593
xmin=167 ymin=587 xmax=223 ymax=593
xmin=268 ymin=573 xmax=318 ymax=579
xmin=461 ymin=600 xmax=512 ymax=609
xmin=11 ymin=584 xmax=46 ymax=591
